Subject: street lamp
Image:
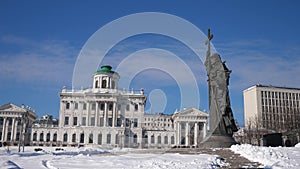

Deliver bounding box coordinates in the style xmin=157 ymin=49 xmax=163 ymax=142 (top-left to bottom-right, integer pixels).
xmin=18 ymin=110 xmax=28 ymax=152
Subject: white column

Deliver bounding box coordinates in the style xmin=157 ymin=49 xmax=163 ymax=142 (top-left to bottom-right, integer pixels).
xmin=176 ymin=122 xmax=180 ymax=145
xmin=194 ymin=122 xmax=198 ymax=146
xmin=106 ymin=78 xmax=109 ymax=88
xmin=104 ymin=102 xmax=108 ymax=127
xmin=11 ymin=118 xmax=16 ymax=141
xmin=4 ymin=118 xmax=9 ymax=141
xmin=95 ymin=102 xmax=99 ymax=126
xmin=185 ymin=122 xmax=189 ymax=146
xmin=79 ymin=102 xmax=83 ymax=126
xmin=99 ymin=77 xmax=103 ymax=88
xmin=13 ymin=118 xmax=18 ymax=141
xmin=87 ymin=102 xmax=90 ymax=126
xmin=112 ymin=102 xmax=116 ymax=127
xmin=70 ymin=102 xmax=74 ymax=126
xmin=1 ymin=117 xmax=7 ymax=141
xmin=59 ymin=101 xmax=64 ymax=127
xmin=203 ymin=122 xmax=207 ymax=140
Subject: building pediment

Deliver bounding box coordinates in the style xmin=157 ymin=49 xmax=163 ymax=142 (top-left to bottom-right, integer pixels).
xmin=0 ymin=103 xmax=26 ymax=112
xmin=174 ymin=108 xmax=208 ymax=118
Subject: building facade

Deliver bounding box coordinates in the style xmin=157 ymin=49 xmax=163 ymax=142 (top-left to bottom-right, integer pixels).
xmin=0 ymin=103 xmax=37 ymax=146
xmin=244 ymin=84 xmax=300 ymax=132
xmin=31 ymin=65 xmax=208 ymax=148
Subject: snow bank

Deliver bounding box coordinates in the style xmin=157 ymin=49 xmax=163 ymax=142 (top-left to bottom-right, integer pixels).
xmin=230 ymin=144 xmax=300 ymax=169
xmin=295 ymin=143 xmax=300 ymax=148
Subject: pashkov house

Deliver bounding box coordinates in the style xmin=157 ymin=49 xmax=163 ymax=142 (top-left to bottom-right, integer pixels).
xmin=0 ymin=65 xmax=208 ymax=148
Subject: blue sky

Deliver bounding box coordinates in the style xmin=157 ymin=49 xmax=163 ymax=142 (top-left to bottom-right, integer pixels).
xmin=1 ymin=0 xmax=300 ymax=126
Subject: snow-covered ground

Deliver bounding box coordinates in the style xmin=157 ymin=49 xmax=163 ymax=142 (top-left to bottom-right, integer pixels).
xmin=231 ymin=143 xmax=300 ymax=169
xmin=0 ymin=146 xmax=226 ymax=169
xmin=1 ymin=144 xmax=300 ymax=169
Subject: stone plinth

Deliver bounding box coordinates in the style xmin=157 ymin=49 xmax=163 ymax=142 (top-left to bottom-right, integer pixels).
xmin=198 ymin=135 xmax=237 ymax=148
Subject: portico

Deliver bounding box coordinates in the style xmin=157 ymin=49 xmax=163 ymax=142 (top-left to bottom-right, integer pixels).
xmin=173 ymin=108 xmax=208 ymax=147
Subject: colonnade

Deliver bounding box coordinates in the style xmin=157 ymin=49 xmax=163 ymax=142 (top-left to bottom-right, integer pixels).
xmin=1 ymin=117 xmax=23 ymax=142
xmin=176 ymin=121 xmax=206 ymax=146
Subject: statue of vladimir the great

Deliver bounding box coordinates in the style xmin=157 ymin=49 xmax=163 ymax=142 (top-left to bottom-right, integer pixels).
xmin=204 ymin=29 xmax=238 ymax=136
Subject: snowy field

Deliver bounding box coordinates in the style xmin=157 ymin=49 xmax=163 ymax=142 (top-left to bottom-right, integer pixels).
xmin=1 ymin=144 xmax=300 ymax=169
xmin=0 ymin=146 xmax=226 ymax=169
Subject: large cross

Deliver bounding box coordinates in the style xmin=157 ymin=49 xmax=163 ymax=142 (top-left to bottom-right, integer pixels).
xmin=205 ymin=28 xmax=214 ymax=57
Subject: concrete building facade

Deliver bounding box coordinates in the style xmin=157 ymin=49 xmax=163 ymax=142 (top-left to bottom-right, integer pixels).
xmin=244 ymin=84 xmax=300 ymax=132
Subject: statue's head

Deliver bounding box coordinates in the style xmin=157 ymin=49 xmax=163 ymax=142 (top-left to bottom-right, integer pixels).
xmin=210 ymin=53 xmax=221 ymax=64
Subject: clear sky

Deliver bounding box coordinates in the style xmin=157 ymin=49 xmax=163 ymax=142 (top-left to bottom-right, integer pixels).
xmin=1 ymin=0 xmax=300 ymax=127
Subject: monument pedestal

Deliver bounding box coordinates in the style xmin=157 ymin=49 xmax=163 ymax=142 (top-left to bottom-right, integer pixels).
xmin=199 ymin=135 xmax=237 ymax=148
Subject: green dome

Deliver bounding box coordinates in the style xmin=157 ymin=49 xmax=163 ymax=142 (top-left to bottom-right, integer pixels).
xmin=95 ymin=65 xmax=115 ymax=74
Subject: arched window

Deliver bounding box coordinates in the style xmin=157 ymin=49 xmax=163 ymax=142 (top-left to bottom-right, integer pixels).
xmin=72 ymin=133 xmax=76 ymax=142
xmin=157 ymin=135 xmax=161 ymax=144
xmin=89 ymin=133 xmax=93 ymax=143
xmin=80 ymin=133 xmax=84 ymax=143
xmin=164 ymin=136 xmax=168 ymax=144
xmin=133 ymin=134 xmax=137 ymax=144
xmin=102 ymin=79 xmax=107 ymax=88
xmin=144 ymin=135 xmax=148 ymax=144
xmin=63 ymin=133 xmax=68 ymax=142
xmin=46 ymin=133 xmax=50 ymax=142
xmin=33 ymin=133 xmax=37 ymax=141
xmin=95 ymin=80 xmax=99 ymax=88
xmin=98 ymin=133 xmax=102 ymax=145
xmin=171 ymin=136 xmax=175 ymax=144
xmin=53 ymin=133 xmax=57 ymax=142
xmin=151 ymin=135 xmax=155 ymax=144
xmin=40 ymin=133 xmax=44 ymax=141
xmin=107 ymin=133 xmax=111 ymax=144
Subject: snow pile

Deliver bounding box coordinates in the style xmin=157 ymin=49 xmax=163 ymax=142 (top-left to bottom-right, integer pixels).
xmin=295 ymin=143 xmax=300 ymax=148
xmin=231 ymin=144 xmax=300 ymax=169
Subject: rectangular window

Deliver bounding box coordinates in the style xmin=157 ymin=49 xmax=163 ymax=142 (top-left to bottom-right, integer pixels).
xmin=133 ymin=118 xmax=138 ymax=127
xmin=117 ymin=118 xmax=122 ymax=127
xmin=99 ymin=117 xmax=104 ymax=127
xmin=100 ymin=103 xmax=104 ymax=110
xmin=83 ymin=103 xmax=87 ymax=110
xmin=82 ymin=117 xmax=86 ymax=126
xmin=66 ymin=103 xmax=70 ymax=109
xmin=98 ymin=134 xmax=102 ymax=145
xmin=64 ymin=116 xmax=69 ymax=125
xmin=125 ymin=118 xmax=130 ymax=127
xmin=109 ymin=104 xmax=113 ymax=111
xmin=75 ymin=102 xmax=78 ymax=110
xmin=126 ymin=105 xmax=130 ymax=111
xmin=73 ymin=117 xmax=78 ymax=126
xmin=134 ymin=104 xmax=138 ymax=111
xmin=92 ymin=103 xmax=96 ymax=110
xmin=108 ymin=118 xmax=112 ymax=127
xmin=91 ymin=117 xmax=95 ymax=126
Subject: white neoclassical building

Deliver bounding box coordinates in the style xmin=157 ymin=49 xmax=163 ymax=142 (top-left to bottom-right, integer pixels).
xmin=30 ymin=65 xmax=208 ymax=148
xmin=0 ymin=103 xmax=37 ymax=146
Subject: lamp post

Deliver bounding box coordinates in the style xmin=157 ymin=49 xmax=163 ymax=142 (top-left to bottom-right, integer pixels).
xmin=18 ymin=110 xmax=28 ymax=152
